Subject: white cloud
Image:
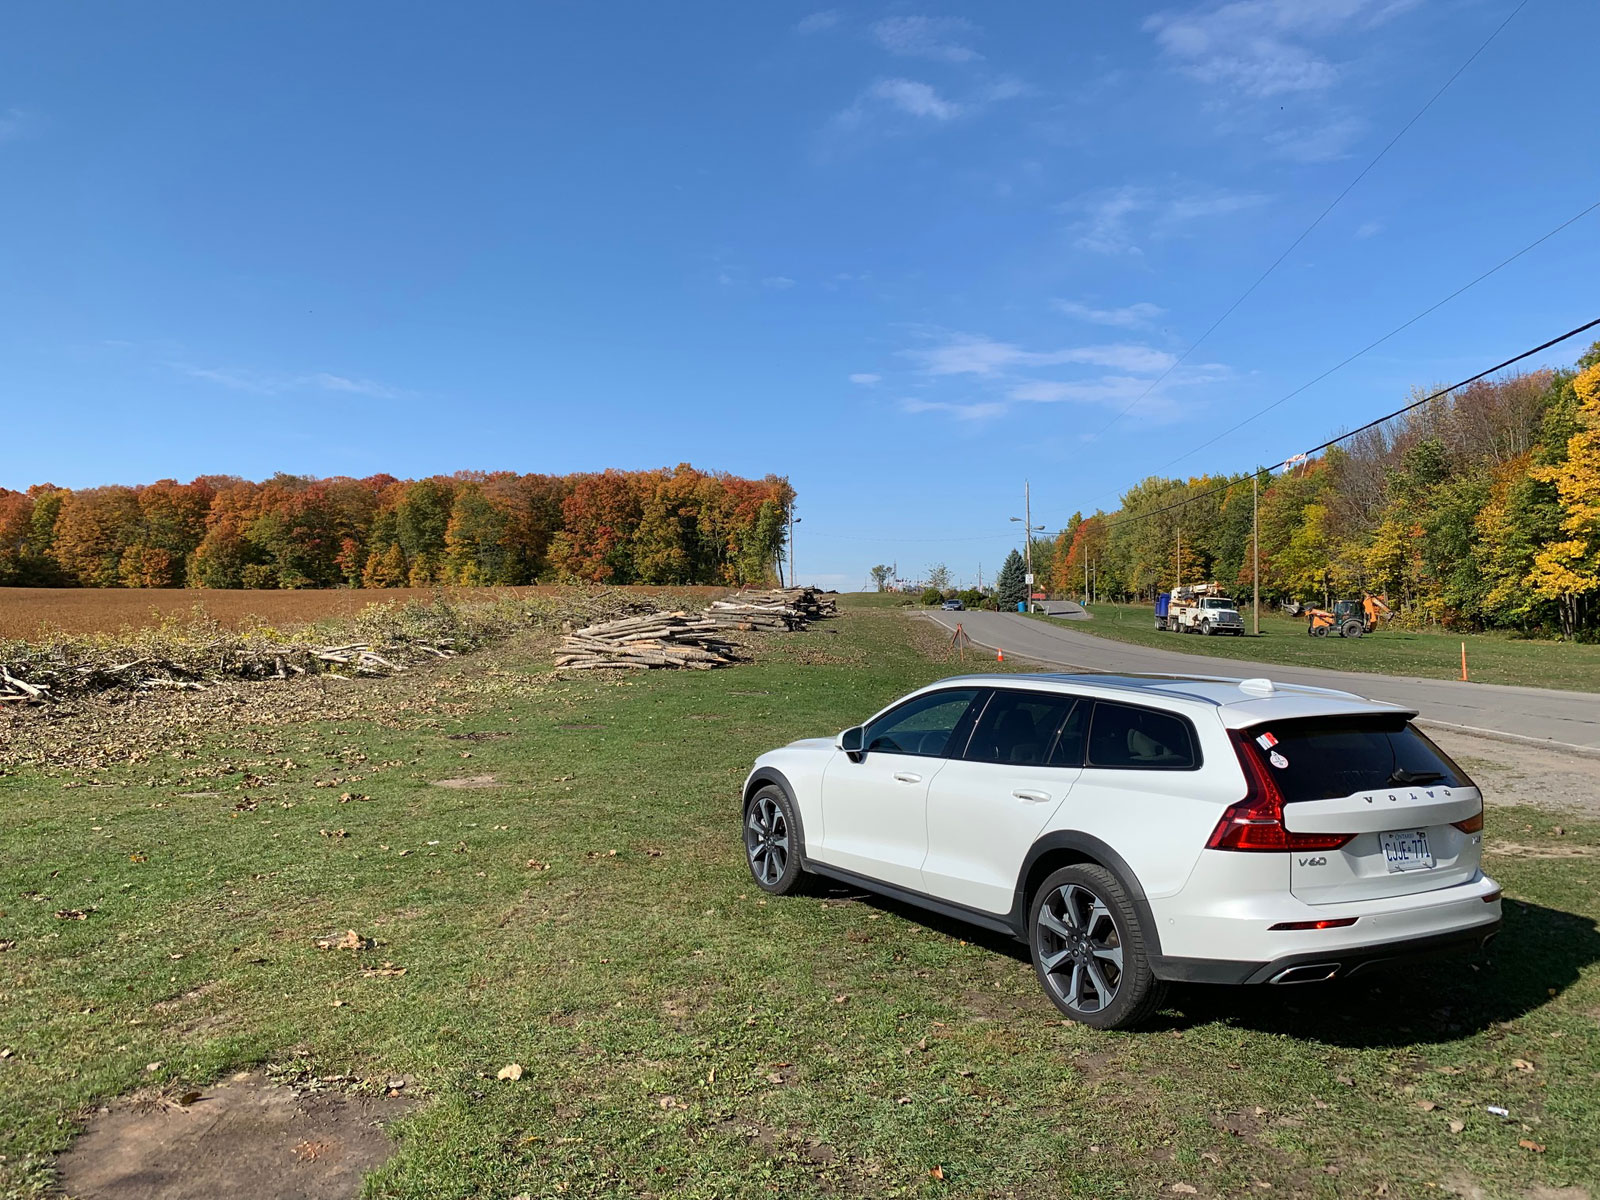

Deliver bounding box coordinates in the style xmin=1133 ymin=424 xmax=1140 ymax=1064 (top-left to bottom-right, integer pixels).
xmin=305 ymin=373 xmax=400 ymax=399
xmin=1065 ymin=184 xmax=1270 ymax=255
xmin=900 ymin=398 xmax=1007 ymax=422
xmin=0 ymin=107 xmax=32 ymax=142
xmin=1053 ymin=300 xmax=1166 ymax=329
xmin=871 ymin=16 xmax=981 ymax=63
xmin=1265 ymin=114 xmax=1365 ymax=163
xmin=761 ymin=275 xmax=796 ymax=290
xmin=1007 ymin=362 xmax=1230 ymax=423
xmin=1354 ymin=219 xmax=1383 ymax=239
xmin=173 ymin=363 xmax=401 ymax=399
xmin=1143 ymin=0 xmax=1420 ymax=98
xmin=175 ymin=364 xmax=277 ymax=394
xmin=906 ymin=333 xmax=1176 ymax=377
xmin=849 ymin=372 xmax=881 ymax=385
xmin=868 ymin=78 xmax=963 ymax=121
xmin=795 ymin=10 xmax=839 ymax=34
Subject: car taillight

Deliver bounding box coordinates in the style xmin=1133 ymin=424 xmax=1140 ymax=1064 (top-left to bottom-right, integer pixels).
xmin=1206 ymin=731 xmax=1354 ymax=852
xmin=1452 ymin=808 xmax=1484 ymax=834
xmin=1268 ymin=917 xmax=1359 ymax=931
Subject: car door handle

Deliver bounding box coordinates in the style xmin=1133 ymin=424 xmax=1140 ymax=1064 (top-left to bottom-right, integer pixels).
xmin=893 ymin=771 xmax=923 ymax=784
xmin=1012 ymin=789 xmax=1052 ymax=803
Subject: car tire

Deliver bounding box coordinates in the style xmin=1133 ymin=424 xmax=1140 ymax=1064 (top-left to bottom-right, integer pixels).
xmin=1028 ymin=864 xmax=1166 ymax=1030
xmin=744 ymin=784 xmax=806 ymax=895
xmin=1201 ymin=619 xmax=1213 ymax=636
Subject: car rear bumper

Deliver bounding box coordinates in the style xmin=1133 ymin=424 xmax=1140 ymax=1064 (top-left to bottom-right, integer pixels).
xmin=1152 ymin=917 xmax=1501 ymax=985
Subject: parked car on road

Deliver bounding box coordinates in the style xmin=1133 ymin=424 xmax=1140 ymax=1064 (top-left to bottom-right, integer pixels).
xmin=741 ymin=673 xmax=1499 ymax=1029
xmin=941 ymin=598 xmax=964 ymax=611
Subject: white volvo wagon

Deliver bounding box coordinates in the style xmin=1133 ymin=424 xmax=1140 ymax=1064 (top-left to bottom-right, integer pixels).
xmin=741 ymin=673 xmax=1502 ymax=1029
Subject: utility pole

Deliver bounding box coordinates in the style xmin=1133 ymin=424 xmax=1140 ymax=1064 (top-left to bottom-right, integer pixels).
xmin=1009 ymin=482 xmax=1045 ymax=607
xmin=1176 ymin=526 xmax=1182 ymax=589
xmin=1252 ymin=473 xmax=1260 ymax=636
xmin=1024 ymin=479 xmax=1033 ymax=589
xmin=787 ymin=510 xmax=801 ymax=588
xmin=1083 ymin=553 xmax=1089 ymax=606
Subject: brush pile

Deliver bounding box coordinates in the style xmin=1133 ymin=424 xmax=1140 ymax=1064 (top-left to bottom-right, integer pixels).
xmin=704 ymin=586 xmax=838 ymax=632
xmin=0 ymin=638 xmax=458 ymax=703
xmin=0 ymin=597 xmax=496 ymax=705
xmin=554 ymin=612 xmax=737 ymax=671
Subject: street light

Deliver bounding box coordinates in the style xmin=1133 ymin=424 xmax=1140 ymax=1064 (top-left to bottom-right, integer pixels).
xmin=788 ymin=516 xmax=802 ymax=587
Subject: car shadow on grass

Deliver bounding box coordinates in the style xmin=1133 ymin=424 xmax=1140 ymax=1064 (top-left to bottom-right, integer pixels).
xmin=1161 ymin=899 xmax=1600 ymax=1047
xmin=817 ymin=884 xmax=1599 ymax=1047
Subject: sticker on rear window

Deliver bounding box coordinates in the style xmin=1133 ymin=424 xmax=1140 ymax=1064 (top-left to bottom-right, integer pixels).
xmin=1269 ymin=751 xmax=1288 ymax=769
xmin=1256 ymin=732 xmax=1278 ymax=750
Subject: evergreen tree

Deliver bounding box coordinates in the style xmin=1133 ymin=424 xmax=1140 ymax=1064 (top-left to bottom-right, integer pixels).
xmin=996 ymin=549 xmax=1027 ymax=610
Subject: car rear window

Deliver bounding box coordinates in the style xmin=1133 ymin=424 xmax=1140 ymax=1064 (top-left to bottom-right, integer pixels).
xmin=1242 ymin=716 xmax=1472 ymax=803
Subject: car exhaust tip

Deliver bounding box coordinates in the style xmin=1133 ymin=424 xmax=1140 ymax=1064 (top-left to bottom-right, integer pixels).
xmin=1269 ymin=962 xmax=1342 ymax=984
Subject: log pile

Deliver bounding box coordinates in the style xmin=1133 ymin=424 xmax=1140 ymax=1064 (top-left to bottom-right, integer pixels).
xmin=704 ymin=586 xmax=839 ymax=632
xmin=555 ymin=612 xmax=737 ymax=671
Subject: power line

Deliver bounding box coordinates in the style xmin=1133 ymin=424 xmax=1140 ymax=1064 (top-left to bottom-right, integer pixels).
xmin=1098 ymin=316 xmax=1600 ymax=532
xmin=1085 ymin=0 xmax=1533 ymax=444
xmin=1162 ymin=195 xmax=1600 ymax=470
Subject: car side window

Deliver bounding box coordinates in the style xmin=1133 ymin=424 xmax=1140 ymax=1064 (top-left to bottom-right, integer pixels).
xmin=863 ymin=689 xmax=982 ymax=758
xmin=1047 ymin=700 xmax=1089 ymax=767
xmin=963 ymin=691 xmax=1081 ymax=766
xmin=1087 ymin=701 xmax=1198 ymax=770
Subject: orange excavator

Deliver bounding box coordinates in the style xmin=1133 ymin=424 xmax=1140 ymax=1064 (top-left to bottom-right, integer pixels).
xmin=1306 ymin=593 xmax=1393 ymax=639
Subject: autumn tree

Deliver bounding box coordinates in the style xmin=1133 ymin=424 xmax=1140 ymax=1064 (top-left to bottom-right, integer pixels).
xmin=51 ymin=486 xmax=143 ymax=587
xmin=1527 ymin=363 xmax=1600 ymax=636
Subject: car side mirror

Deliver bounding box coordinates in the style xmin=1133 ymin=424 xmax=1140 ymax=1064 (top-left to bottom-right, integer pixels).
xmin=837 ymin=726 xmax=865 ymax=762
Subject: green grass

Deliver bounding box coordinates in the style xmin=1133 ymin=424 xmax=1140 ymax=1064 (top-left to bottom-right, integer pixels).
xmin=2 ymin=601 xmax=1598 ymax=1198
xmin=1037 ymin=601 xmax=1600 ymax=691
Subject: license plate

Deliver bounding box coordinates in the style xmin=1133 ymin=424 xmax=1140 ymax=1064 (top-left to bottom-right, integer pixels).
xmin=1381 ymin=829 xmax=1434 ymax=872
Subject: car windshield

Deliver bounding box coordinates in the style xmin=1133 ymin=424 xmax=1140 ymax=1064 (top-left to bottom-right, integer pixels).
xmin=1242 ymin=716 xmax=1472 ymax=802
xmin=1204 ymin=598 xmax=1235 ymax=608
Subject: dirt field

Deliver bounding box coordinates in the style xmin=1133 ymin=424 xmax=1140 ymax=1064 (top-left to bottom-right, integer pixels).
xmin=0 ymin=586 xmax=727 ymax=638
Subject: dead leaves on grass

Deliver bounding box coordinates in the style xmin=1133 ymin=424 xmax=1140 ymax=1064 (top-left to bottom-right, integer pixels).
xmin=315 ymin=930 xmax=374 ymax=951
xmin=497 ymin=1063 xmax=524 ymax=1081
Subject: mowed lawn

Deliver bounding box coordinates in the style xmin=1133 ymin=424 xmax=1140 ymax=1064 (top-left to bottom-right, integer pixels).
xmin=1 ymin=599 xmax=1598 ymax=1198
xmin=1038 ymin=601 xmax=1600 ymax=692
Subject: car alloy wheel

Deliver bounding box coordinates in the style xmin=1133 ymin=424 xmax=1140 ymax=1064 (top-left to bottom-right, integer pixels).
xmin=1028 ymin=864 xmax=1165 ymax=1029
xmin=745 ymin=794 xmax=789 ymax=886
xmin=1035 ymin=882 xmax=1123 ymax=1015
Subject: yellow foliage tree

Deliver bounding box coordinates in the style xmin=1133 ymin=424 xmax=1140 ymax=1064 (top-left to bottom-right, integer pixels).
xmin=1526 ymin=364 xmax=1600 ymax=636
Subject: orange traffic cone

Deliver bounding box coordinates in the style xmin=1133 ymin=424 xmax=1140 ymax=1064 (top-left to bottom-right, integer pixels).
xmin=997 ymin=648 xmax=1004 ymax=663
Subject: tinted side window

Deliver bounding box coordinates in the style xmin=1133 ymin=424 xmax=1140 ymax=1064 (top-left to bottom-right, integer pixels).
xmin=1048 ymin=701 xmax=1090 ymax=767
xmin=963 ymin=691 xmax=1081 ymax=766
xmin=863 ymin=689 xmax=982 ymax=757
xmin=1087 ymin=702 xmax=1198 ymax=770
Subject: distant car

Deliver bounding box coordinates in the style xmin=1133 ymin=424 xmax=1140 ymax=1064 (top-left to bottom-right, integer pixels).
xmin=941 ymin=598 xmax=964 ymax=611
xmin=740 ymin=673 xmax=1500 ymax=1029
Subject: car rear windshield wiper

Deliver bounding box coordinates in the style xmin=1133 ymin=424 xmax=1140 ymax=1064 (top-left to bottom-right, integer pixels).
xmin=1387 ymin=769 xmax=1445 ymax=786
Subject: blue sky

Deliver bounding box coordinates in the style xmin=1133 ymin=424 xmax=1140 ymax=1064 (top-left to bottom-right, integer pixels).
xmin=3 ymin=1 xmax=1597 ymax=590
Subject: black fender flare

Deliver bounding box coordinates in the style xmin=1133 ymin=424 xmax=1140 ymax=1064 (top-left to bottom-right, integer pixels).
xmin=1010 ymin=830 xmax=1163 ymax=956
xmin=743 ymin=767 xmax=809 ymax=867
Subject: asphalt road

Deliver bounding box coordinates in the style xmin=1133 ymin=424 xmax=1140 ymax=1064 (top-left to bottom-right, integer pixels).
xmin=921 ymin=609 xmax=1600 ymax=755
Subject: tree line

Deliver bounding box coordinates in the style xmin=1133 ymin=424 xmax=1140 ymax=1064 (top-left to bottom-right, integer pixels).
xmin=1033 ymin=345 xmax=1600 ymax=638
xmin=0 ymin=465 xmax=794 ymax=590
